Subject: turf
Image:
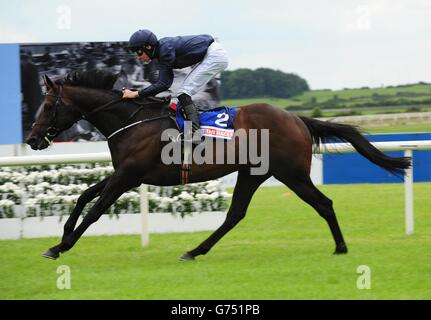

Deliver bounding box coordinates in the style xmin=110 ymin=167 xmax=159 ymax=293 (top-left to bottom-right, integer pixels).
xmin=1 ymin=183 xmax=430 ymax=300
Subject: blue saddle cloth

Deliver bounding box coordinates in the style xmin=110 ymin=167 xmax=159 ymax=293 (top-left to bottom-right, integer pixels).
xmin=175 ymin=105 xmax=238 ymax=139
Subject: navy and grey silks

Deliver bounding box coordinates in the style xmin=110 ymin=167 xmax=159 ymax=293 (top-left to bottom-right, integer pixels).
xmin=139 ymin=34 xmax=228 ymax=98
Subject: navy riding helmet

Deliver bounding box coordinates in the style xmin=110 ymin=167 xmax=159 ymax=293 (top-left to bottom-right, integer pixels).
xmin=127 ymin=29 xmax=158 ymax=58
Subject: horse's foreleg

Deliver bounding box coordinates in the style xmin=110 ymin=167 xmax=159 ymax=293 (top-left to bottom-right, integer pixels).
xmin=62 ymin=177 xmax=110 ymax=240
xmin=180 ymin=171 xmax=270 ymax=261
xmin=43 ymin=172 xmax=136 ymax=260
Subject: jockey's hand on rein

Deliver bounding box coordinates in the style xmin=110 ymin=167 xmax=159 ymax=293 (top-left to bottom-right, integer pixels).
xmin=122 ymin=88 xmax=139 ymax=99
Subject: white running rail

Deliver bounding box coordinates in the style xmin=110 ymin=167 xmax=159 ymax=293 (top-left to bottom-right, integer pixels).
xmin=0 ymin=140 xmax=430 ymax=236
xmin=321 ymin=140 xmax=431 ymax=235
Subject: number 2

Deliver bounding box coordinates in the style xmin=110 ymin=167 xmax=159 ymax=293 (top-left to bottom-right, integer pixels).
xmin=215 ymin=112 xmax=229 ymax=127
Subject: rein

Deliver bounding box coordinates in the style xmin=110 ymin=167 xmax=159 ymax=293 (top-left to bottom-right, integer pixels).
xmin=82 ymin=95 xmax=172 ymax=140
xmin=107 ymin=114 xmax=170 ymax=140
xmin=83 ymin=96 xmax=164 ymax=117
xmin=84 ymin=97 xmax=124 ymax=116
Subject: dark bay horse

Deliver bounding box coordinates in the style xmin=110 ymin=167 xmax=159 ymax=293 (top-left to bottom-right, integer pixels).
xmin=26 ymin=70 xmax=411 ymax=261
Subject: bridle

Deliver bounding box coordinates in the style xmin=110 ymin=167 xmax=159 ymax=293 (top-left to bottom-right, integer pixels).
xmin=32 ymin=85 xmax=172 ymax=143
xmin=32 ymin=85 xmax=68 ymax=145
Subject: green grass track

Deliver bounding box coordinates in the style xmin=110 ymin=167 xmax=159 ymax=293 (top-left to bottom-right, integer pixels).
xmin=1 ymin=183 xmax=430 ymax=299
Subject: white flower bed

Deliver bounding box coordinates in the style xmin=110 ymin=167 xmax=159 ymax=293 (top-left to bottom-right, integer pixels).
xmin=0 ymin=163 xmax=230 ymax=219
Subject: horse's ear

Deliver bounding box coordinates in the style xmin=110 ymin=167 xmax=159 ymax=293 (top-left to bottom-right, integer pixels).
xmin=43 ymin=74 xmax=56 ymax=90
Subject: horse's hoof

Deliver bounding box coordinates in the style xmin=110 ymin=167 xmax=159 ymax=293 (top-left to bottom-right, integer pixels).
xmin=179 ymin=252 xmax=195 ymax=261
xmin=333 ymin=245 xmax=348 ymax=255
xmin=42 ymin=249 xmax=59 ymax=260
xmin=333 ymin=251 xmax=348 ymax=255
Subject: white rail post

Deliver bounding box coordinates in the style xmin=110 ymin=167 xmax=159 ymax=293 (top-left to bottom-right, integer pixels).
xmin=140 ymin=184 xmax=149 ymax=246
xmin=404 ymin=149 xmax=414 ymax=235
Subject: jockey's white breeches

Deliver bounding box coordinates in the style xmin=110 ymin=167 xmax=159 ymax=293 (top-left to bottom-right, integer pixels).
xmin=177 ymin=41 xmax=228 ymax=97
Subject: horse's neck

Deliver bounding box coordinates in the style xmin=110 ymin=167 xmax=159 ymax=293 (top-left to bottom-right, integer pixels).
xmin=66 ymin=86 xmax=167 ymax=137
xmin=69 ymin=87 xmax=118 ymax=113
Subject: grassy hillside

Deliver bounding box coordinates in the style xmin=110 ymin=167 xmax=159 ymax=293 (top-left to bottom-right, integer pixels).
xmin=221 ymin=83 xmax=431 ymax=133
xmin=222 ymin=83 xmax=431 ymax=111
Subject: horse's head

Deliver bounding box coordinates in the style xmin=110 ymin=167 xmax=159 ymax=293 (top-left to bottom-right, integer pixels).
xmin=25 ymin=75 xmax=82 ymax=150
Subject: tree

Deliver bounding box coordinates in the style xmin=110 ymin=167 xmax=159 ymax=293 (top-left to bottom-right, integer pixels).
xmin=311 ymin=107 xmax=323 ymax=118
xmin=220 ymin=68 xmax=309 ymax=99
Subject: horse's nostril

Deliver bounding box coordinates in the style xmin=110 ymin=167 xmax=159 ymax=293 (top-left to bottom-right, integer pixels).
xmin=25 ymin=136 xmax=36 ymax=145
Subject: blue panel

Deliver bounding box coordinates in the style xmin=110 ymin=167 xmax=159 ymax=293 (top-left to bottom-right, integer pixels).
xmin=323 ymin=133 xmax=431 ymax=184
xmin=0 ymin=44 xmax=22 ymax=144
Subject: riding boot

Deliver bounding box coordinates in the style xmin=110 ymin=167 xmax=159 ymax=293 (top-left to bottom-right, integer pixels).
xmin=182 ymin=103 xmax=201 ymax=143
xmin=178 ymin=94 xmax=201 ymax=143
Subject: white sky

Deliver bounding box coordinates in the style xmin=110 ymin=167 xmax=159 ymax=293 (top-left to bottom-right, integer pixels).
xmin=1 ymin=0 xmax=430 ymax=90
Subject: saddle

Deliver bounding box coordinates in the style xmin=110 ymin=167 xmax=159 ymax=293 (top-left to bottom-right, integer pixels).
xmin=170 ymin=103 xmax=237 ymax=138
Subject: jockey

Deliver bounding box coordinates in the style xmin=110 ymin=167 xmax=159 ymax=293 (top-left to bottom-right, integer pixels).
xmin=123 ymin=29 xmax=229 ymax=140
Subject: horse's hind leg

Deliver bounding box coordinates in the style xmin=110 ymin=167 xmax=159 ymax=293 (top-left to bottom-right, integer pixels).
xmin=180 ymin=170 xmax=270 ymax=261
xmin=275 ymin=172 xmax=348 ymax=254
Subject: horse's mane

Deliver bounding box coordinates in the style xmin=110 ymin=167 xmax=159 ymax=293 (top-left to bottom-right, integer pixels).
xmin=57 ymin=69 xmax=170 ymax=110
xmin=60 ymin=69 xmax=119 ymax=90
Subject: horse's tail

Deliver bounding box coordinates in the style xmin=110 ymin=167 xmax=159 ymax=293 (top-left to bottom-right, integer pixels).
xmin=298 ymin=116 xmax=411 ymax=175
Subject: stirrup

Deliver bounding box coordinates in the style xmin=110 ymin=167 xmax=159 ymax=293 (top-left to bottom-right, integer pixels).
xmin=183 ymin=128 xmax=202 ymax=145
xmin=192 ymin=129 xmax=202 ymax=144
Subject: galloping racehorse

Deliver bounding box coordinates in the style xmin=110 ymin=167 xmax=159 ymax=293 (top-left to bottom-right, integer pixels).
xmin=26 ymin=70 xmax=411 ymax=261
